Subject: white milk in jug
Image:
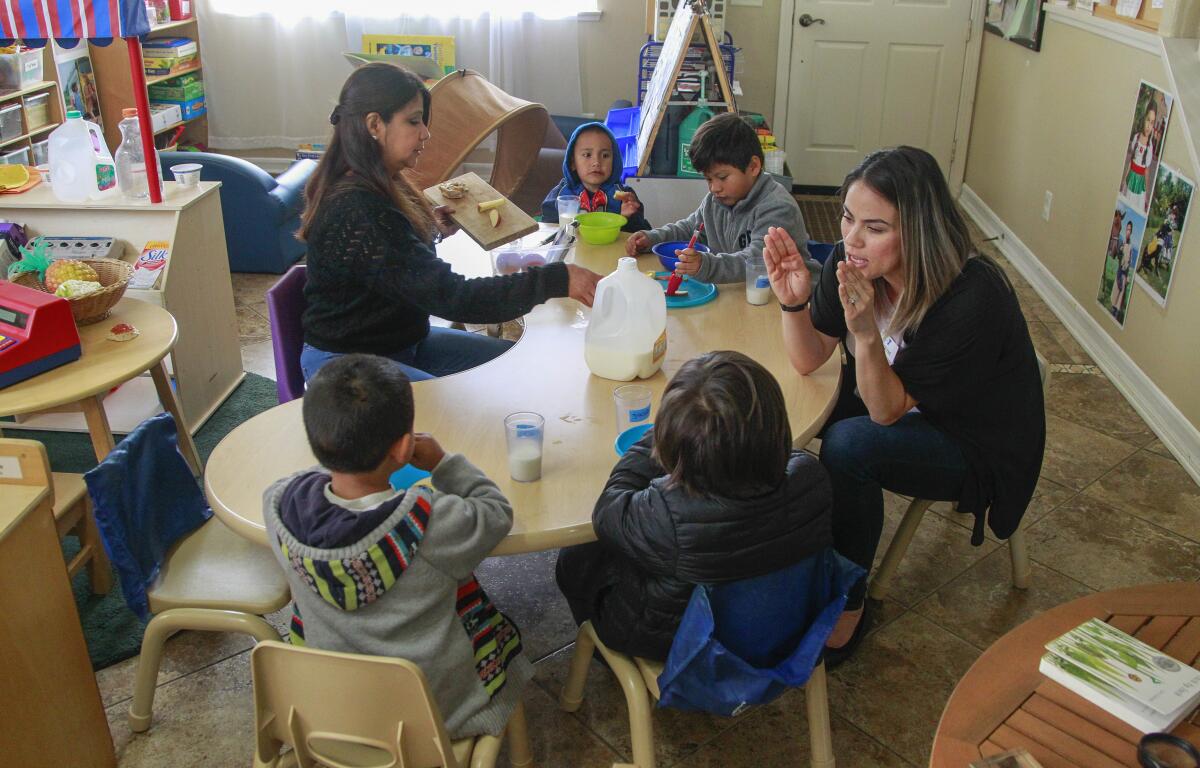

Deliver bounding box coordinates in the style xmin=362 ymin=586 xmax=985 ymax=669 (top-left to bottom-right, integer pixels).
xmin=585 ymin=257 xmax=668 ymax=381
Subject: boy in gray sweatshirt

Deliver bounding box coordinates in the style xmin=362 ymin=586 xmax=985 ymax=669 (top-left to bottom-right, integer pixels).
xmin=262 ymin=354 xmax=531 ymax=739
xmin=626 ymin=112 xmax=817 ymax=284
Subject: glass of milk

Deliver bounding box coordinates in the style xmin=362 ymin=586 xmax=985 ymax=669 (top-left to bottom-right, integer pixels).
xmin=745 ymin=254 xmax=772 ymax=305
xmin=504 ymin=412 xmax=545 ymax=482
xmin=557 ymin=195 xmax=581 ymax=228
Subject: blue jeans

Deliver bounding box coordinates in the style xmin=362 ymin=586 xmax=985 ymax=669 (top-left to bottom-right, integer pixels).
xmin=820 ymin=411 xmax=968 ymax=606
xmin=300 ymin=327 xmax=513 ymax=383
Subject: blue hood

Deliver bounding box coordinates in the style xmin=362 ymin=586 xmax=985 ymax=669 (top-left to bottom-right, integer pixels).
xmin=562 ymin=121 xmax=625 ymax=192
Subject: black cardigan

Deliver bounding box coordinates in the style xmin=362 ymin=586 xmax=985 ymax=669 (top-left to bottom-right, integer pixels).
xmin=587 ymin=433 xmax=833 ymax=660
xmin=302 ymin=185 xmax=569 ymax=354
xmin=810 ymin=243 xmax=1046 ymax=542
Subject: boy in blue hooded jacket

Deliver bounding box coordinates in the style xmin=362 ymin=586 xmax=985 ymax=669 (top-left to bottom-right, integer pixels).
xmin=541 ymin=122 xmax=651 ymax=232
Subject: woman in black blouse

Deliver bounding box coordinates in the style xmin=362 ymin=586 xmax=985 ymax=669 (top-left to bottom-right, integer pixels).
xmin=297 ymin=63 xmax=601 ymax=381
xmin=763 ymin=147 xmax=1045 ymax=665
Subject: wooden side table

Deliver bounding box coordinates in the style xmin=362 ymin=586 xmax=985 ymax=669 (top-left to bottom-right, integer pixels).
xmin=932 ymin=583 xmax=1200 ymax=767
xmin=0 ymin=298 xmax=201 ymax=474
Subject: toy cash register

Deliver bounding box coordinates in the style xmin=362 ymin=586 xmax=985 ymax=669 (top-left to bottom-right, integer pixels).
xmin=0 ymin=281 xmax=82 ymax=389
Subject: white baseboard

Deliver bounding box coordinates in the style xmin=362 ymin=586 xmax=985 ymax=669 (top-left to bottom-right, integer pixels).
xmin=959 ymin=184 xmax=1200 ymax=486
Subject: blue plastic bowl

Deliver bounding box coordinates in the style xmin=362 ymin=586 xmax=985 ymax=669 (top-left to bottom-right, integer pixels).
xmin=652 ymin=241 xmax=710 ymax=272
xmin=614 ymin=423 xmax=654 ymax=457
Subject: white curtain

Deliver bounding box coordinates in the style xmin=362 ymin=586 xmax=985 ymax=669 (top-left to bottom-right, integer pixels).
xmin=194 ymin=1 xmax=584 ymax=150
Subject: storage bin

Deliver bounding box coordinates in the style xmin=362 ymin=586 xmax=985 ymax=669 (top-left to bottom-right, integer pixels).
xmin=0 ymin=103 xmax=22 ymax=142
xmin=30 ymin=138 xmax=49 ymax=166
xmin=1 ymin=146 xmax=32 ymax=166
xmin=23 ymin=92 xmax=49 ymax=130
xmin=0 ymin=49 xmax=44 ymax=90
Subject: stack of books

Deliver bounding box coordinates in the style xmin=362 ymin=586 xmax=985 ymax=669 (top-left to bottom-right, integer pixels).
xmin=1039 ymin=618 xmax=1200 ymax=733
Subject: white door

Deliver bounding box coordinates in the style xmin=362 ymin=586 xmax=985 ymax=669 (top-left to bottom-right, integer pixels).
xmin=777 ymin=0 xmax=974 ymax=187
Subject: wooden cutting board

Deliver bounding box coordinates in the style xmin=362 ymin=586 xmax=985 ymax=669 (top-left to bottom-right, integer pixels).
xmin=422 ymin=172 xmax=538 ymax=252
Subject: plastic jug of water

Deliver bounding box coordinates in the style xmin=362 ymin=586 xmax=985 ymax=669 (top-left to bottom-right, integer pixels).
xmin=48 ymin=110 xmax=118 ymax=202
xmin=585 ymin=256 xmax=668 ymax=381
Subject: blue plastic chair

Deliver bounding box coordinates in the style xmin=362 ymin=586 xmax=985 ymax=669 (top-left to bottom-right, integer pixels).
xmin=808 ymin=240 xmax=836 ymax=265
xmin=85 ymin=413 xmax=289 ymax=733
xmin=559 ymin=549 xmax=864 ymax=768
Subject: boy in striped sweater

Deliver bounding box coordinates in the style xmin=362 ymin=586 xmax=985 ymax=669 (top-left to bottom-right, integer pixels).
xmin=263 ymin=354 xmax=530 ymax=738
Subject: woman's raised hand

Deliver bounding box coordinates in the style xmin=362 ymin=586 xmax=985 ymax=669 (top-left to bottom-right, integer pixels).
xmin=836 ymin=261 xmax=875 ymax=337
xmin=433 ymin=205 xmax=460 ymax=238
xmin=763 ymin=227 xmax=812 ymax=307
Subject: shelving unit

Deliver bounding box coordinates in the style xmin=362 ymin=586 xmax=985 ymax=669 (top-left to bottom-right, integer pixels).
xmin=0 ymin=49 xmax=66 ymax=164
xmin=88 ymin=15 xmax=207 ymax=152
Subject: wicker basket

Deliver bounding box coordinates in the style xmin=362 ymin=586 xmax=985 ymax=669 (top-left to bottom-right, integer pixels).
xmin=11 ymin=257 xmax=134 ymax=325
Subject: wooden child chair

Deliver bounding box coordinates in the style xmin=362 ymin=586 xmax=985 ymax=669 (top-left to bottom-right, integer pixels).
xmin=250 ymin=640 xmax=533 ymax=768
xmin=0 ymin=438 xmax=111 ymax=594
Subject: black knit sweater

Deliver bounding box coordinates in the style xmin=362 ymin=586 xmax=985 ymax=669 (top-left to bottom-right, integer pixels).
xmin=302 ymin=186 xmax=570 ymax=354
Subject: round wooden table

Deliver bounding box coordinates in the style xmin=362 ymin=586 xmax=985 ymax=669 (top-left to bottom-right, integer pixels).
xmin=0 ymin=298 xmax=200 ymax=473
xmin=932 ymin=582 xmax=1200 ymax=767
xmin=203 ymin=231 xmax=841 ymax=553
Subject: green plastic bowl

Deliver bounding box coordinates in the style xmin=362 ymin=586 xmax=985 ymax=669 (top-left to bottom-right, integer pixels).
xmin=576 ymin=211 xmax=627 ymax=245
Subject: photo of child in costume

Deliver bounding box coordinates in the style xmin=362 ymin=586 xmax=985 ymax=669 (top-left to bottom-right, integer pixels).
xmin=1096 ymin=199 xmax=1147 ymax=327
xmin=1119 ymin=81 xmax=1173 ymax=214
xmin=1135 ymin=162 xmax=1193 ymax=306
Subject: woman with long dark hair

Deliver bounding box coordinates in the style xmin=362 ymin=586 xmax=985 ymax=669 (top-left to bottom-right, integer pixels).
xmin=763 ymin=146 xmax=1045 ymax=665
xmin=298 ymin=63 xmax=601 ymax=381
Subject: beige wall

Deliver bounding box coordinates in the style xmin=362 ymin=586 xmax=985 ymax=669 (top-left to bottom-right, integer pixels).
xmin=579 ymin=1 xmax=782 ymax=118
xmin=965 ymin=21 xmax=1200 ymax=430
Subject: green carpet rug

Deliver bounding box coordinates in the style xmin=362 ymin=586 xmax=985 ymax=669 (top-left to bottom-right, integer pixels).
xmin=7 ymin=372 xmax=280 ymax=670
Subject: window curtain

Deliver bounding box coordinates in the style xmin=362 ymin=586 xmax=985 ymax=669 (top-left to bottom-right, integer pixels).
xmin=194 ymin=1 xmax=584 ymax=150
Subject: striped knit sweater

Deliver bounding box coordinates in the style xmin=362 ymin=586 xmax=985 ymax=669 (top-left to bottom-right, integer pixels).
xmin=262 ymin=453 xmax=532 ymax=738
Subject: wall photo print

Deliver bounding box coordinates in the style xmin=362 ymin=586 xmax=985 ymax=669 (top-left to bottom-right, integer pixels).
xmin=1119 ymin=81 xmax=1173 ymax=214
xmin=56 ymin=52 xmax=102 ymax=125
xmin=1135 ymin=163 xmax=1193 ymax=306
xmin=985 ymin=0 xmax=1047 ymax=51
xmin=1097 ymin=200 xmax=1147 ymax=327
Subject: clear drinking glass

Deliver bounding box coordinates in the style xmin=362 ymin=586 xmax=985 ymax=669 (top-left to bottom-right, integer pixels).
xmin=557 ymin=195 xmax=581 ymax=227
xmin=504 ymin=412 xmax=545 ymax=482
xmin=614 ymin=384 xmax=653 ymax=434
xmin=745 ymin=254 xmax=772 ymax=305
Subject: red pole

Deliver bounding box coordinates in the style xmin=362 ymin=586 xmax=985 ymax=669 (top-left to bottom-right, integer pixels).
xmin=125 ymin=37 xmax=163 ymax=204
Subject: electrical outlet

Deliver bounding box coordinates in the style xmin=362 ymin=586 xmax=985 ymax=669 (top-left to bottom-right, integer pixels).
xmin=1042 ymin=191 xmax=1053 ymax=221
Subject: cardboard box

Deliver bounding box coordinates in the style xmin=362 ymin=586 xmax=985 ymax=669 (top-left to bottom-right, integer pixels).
xmin=149 ymin=102 xmax=182 ymax=132
xmin=152 ymin=95 xmax=204 ymax=121
xmin=143 ymin=55 xmax=197 ymax=77
xmin=147 ymin=73 xmax=204 ymax=102
xmin=142 ymin=37 xmax=198 ymax=58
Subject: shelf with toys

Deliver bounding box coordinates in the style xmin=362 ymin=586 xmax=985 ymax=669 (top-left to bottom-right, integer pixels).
xmin=0 ymin=47 xmax=67 ymax=168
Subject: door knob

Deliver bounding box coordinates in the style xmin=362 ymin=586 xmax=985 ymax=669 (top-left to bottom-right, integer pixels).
xmin=797 ymin=13 xmax=826 ymax=26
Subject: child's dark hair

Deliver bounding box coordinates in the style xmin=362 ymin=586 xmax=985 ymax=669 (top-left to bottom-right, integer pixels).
xmin=653 ymin=351 xmax=791 ymax=496
xmin=687 ymin=113 xmax=764 ymax=173
xmin=302 ymin=354 xmax=414 ymax=473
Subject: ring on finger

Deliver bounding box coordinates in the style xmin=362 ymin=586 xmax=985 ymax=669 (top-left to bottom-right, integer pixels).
xmin=848 ymin=294 xmax=858 ymax=305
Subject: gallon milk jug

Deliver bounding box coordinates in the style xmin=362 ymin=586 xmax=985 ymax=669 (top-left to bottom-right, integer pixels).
xmin=48 ymin=110 xmax=118 ymax=203
xmin=585 ymin=256 xmax=668 ymax=381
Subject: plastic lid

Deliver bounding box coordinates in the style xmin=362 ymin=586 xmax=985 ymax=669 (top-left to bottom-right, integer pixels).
xmin=122 ymin=108 xmax=138 ymax=118
xmin=617 ymin=256 xmax=637 ymax=270
xmin=66 ymin=110 xmax=81 ymax=119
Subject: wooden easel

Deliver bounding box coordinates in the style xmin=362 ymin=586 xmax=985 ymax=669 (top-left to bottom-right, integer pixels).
xmin=634 ymin=0 xmax=736 ymax=176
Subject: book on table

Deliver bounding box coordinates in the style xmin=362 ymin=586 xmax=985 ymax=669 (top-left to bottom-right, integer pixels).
xmin=1038 ymin=618 xmax=1200 ymax=733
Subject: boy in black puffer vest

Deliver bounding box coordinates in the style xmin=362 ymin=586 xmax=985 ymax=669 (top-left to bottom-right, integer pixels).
xmin=555 ymin=350 xmax=833 ymax=661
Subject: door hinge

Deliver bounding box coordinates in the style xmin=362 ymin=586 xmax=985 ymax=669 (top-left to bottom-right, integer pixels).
xmin=966 ymin=17 xmax=972 ymax=43
xmin=950 ymin=138 xmax=958 ymax=166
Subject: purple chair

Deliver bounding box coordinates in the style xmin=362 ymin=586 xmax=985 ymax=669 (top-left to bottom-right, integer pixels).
xmin=265 ymin=264 xmax=307 ymax=403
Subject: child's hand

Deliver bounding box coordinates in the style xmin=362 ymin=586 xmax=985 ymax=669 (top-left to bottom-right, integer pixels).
xmin=625 ymin=231 xmax=650 ymax=256
xmin=616 ymin=188 xmax=641 ymax=219
xmin=433 ymin=205 xmax=459 ymax=238
xmin=674 ymin=247 xmax=703 ymax=276
xmin=410 ymin=433 xmax=446 ymax=471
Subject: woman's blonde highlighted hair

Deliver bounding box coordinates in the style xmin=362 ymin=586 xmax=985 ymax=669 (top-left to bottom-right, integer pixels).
xmin=842 ymin=146 xmax=1004 ymax=339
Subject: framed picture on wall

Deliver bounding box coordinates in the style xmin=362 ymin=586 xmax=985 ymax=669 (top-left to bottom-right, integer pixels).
xmin=985 ymin=0 xmax=1047 ymax=51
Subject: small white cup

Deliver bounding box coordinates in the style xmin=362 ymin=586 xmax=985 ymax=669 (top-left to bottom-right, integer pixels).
xmin=170 ymin=162 xmax=202 ymax=187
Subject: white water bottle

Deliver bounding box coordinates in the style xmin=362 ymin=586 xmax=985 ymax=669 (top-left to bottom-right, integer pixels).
xmin=585 ymin=257 xmax=668 ymax=381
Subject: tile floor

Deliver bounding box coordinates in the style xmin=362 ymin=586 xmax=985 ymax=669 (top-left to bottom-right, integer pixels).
xmin=96 ymin=219 xmax=1200 ymax=767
